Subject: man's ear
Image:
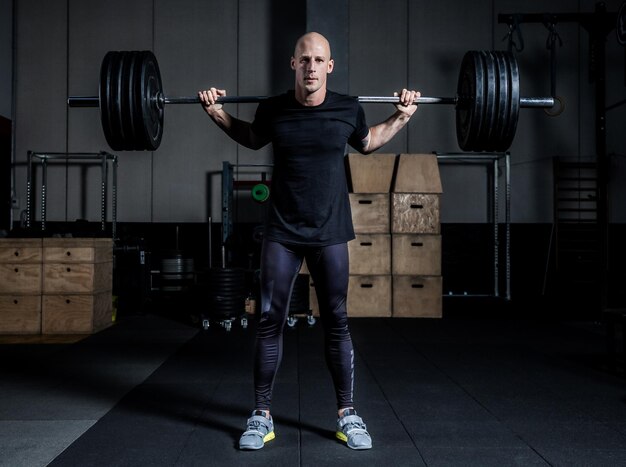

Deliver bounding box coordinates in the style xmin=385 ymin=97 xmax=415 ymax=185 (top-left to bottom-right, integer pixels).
xmin=327 ymin=58 xmax=334 ymax=74
xmin=291 ymin=57 xmax=296 ymax=70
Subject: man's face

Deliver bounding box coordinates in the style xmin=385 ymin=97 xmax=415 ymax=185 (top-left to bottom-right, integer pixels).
xmin=291 ymin=35 xmax=334 ymax=95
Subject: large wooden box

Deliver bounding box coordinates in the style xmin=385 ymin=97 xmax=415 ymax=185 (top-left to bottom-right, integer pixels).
xmin=42 ymin=292 xmax=113 ymax=334
xmin=348 ymin=234 xmax=391 ymax=275
xmin=392 ymin=275 xmax=442 ymax=318
xmin=392 ymin=154 xmax=442 ymax=193
xmin=0 ymin=295 xmax=42 ymax=334
xmin=347 ymin=275 xmax=391 ymax=317
xmin=391 ymin=193 xmax=440 ymax=234
xmin=43 ymin=238 xmax=112 ymax=263
xmin=0 ymin=239 xmax=42 ymax=263
xmin=0 ymin=264 xmax=42 ymax=294
xmin=349 ymin=193 xmax=389 ymax=234
xmin=347 ymin=153 xmax=396 ymax=193
xmin=43 ymin=262 xmax=113 ymax=294
xmin=392 ymin=234 xmax=441 ymax=276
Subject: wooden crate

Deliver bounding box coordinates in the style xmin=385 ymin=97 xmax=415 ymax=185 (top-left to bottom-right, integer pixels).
xmin=393 ymin=154 xmax=442 ymax=193
xmin=0 ymin=263 xmax=42 ymax=294
xmin=0 ymin=238 xmax=42 ymax=263
xmin=347 ymin=275 xmax=391 ymax=317
xmin=392 ymin=234 xmax=441 ymax=276
xmin=43 ymin=262 xmax=112 ymax=294
xmin=349 ymin=193 xmax=389 ymax=234
xmin=0 ymin=295 xmax=41 ymax=334
xmin=392 ymin=275 xmax=442 ymax=318
xmin=391 ymin=193 xmax=440 ymax=234
xmin=42 ymin=292 xmax=113 ymax=334
xmin=348 ymin=234 xmax=391 ymax=275
xmin=43 ymin=238 xmax=112 ymax=263
xmin=347 ymin=153 xmax=396 ymax=193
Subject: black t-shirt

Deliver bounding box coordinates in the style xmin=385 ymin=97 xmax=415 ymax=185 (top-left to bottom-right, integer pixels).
xmin=251 ymin=90 xmax=369 ymax=246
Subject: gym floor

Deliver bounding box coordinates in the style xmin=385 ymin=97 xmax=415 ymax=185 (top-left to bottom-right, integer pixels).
xmin=1 ymin=306 xmax=626 ymax=467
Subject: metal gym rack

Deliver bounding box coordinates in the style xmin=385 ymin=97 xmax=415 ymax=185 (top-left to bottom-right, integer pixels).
xmin=25 ymin=151 xmax=118 ymax=238
xmin=436 ymin=152 xmax=511 ymax=300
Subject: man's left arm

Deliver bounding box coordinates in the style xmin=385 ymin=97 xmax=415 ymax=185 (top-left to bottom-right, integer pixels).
xmin=359 ymin=89 xmax=420 ymax=154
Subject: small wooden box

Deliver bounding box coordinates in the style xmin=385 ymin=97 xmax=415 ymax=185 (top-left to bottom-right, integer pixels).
xmin=43 ymin=238 xmax=112 ymax=263
xmin=347 ymin=153 xmax=396 ymax=193
xmin=0 ymin=295 xmax=42 ymax=334
xmin=392 ymin=275 xmax=442 ymax=318
xmin=0 ymin=264 xmax=42 ymax=294
xmin=392 ymin=154 xmax=442 ymax=193
xmin=392 ymin=234 xmax=441 ymax=275
xmin=348 ymin=234 xmax=391 ymax=275
xmin=392 ymin=193 xmax=440 ymax=234
xmin=347 ymin=275 xmax=391 ymax=317
xmin=350 ymin=193 xmax=389 ymax=234
xmin=42 ymin=293 xmax=113 ymax=334
xmin=0 ymin=239 xmax=42 ymax=263
xmin=43 ymin=262 xmax=113 ymax=294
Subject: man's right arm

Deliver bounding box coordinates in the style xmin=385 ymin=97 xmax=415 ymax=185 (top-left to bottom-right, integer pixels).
xmin=198 ymin=88 xmax=267 ymax=150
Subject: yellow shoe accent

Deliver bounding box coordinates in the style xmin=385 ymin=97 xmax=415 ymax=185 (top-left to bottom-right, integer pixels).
xmin=263 ymin=431 xmax=276 ymax=443
xmin=336 ymin=431 xmax=348 ymax=443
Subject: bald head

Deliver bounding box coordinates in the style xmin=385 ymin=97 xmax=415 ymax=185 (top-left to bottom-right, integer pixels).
xmin=293 ymin=32 xmax=332 ymax=61
xmin=291 ymin=31 xmax=334 ymax=105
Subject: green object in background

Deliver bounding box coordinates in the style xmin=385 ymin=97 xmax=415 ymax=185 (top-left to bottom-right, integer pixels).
xmin=251 ymin=183 xmax=270 ymax=203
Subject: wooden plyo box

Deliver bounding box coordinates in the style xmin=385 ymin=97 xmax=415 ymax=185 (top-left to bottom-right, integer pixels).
xmin=0 ymin=263 xmax=42 ymax=294
xmin=0 ymin=295 xmax=41 ymax=334
xmin=391 ymin=193 xmax=440 ymax=234
xmin=392 ymin=234 xmax=441 ymax=276
xmin=392 ymin=275 xmax=442 ymax=318
xmin=347 ymin=153 xmax=396 ymax=193
xmin=42 ymin=292 xmax=112 ymax=334
xmin=349 ymin=193 xmax=390 ymax=234
xmin=42 ymin=238 xmax=113 ymax=335
xmin=348 ymin=234 xmax=391 ymax=275
xmin=43 ymin=262 xmax=112 ymax=294
xmin=43 ymin=238 xmax=112 ymax=263
xmin=0 ymin=238 xmax=42 ymax=334
xmin=347 ymin=275 xmax=391 ymax=317
xmin=0 ymin=238 xmax=43 ymax=263
xmin=392 ymin=154 xmax=442 ymax=194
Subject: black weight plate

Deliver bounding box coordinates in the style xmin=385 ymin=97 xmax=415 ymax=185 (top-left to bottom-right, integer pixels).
xmin=456 ymin=51 xmax=485 ymax=151
xmin=117 ymin=51 xmax=132 ymax=149
xmin=138 ymin=51 xmax=164 ymax=150
xmin=491 ymin=51 xmax=511 ymax=152
xmin=132 ymin=52 xmax=148 ymax=150
xmin=100 ymin=52 xmax=123 ymax=150
xmin=124 ymin=52 xmax=140 ymax=150
xmin=477 ymin=51 xmax=497 ymax=151
xmin=502 ymin=52 xmax=520 ymax=150
xmin=110 ymin=51 xmax=127 ymax=151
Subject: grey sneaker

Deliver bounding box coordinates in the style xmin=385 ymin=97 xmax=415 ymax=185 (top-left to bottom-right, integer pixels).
xmin=336 ymin=408 xmax=372 ymax=450
xmin=239 ymin=410 xmax=275 ymax=450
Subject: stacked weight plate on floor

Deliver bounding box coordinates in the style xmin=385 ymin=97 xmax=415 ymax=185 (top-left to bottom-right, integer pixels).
xmin=208 ymin=268 xmax=247 ymax=320
xmin=99 ymin=51 xmax=164 ymax=151
xmin=456 ymin=50 xmax=520 ymax=152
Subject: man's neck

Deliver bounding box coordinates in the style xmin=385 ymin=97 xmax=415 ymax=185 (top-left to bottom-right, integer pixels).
xmin=295 ymin=87 xmax=327 ymax=107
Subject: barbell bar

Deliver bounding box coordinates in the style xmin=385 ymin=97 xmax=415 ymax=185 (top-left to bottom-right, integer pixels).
xmin=67 ymin=50 xmax=555 ymax=152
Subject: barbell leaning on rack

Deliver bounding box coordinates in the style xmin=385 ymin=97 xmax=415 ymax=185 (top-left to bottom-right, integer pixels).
xmin=67 ymin=50 xmax=555 ymax=152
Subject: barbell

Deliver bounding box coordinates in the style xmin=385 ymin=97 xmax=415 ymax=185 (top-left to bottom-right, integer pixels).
xmin=67 ymin=50 xmax=554 ymax=152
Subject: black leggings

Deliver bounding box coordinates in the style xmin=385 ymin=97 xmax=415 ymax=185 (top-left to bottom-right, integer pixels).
xmin=254 ymin=239 xmax=354 ymax=411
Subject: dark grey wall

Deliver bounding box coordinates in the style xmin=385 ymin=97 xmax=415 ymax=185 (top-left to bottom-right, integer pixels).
xmin=10 ymin=0 xmax=626 ymax=225
xmin=0 ymin=0 xmax=12 ymax=119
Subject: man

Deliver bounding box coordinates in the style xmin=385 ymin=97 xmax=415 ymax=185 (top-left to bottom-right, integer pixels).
xmin=199 ymin=32 xmax=419 ymax=451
